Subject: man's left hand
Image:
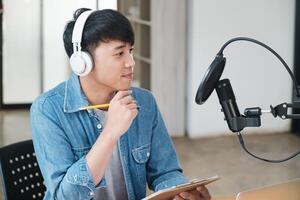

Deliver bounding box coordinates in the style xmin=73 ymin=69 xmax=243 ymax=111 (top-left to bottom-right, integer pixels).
xmin=172 ymin=185 xmax=211 ymax=200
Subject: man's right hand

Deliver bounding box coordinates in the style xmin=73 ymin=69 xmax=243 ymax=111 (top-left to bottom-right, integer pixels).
xmin=104 ymin=90 xmax=138 ymax=139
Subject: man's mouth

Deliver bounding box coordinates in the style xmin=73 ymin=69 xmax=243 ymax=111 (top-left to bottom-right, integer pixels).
xmin=122 ymin=73 xmax=133 ymax=80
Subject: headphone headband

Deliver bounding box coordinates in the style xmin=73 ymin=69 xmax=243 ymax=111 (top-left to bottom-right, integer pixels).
xmin=72 ymin=10 xmax=95 ymax=49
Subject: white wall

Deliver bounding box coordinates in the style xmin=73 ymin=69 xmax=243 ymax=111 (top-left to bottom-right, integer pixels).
xmin=3 ymin=0 xmax=41 ymax=104
xmin=42 ymin=0 xmax=97 ymax=92
xmin=187 ymin=0 xmax=296 ymax=137
xmin=2 ymin=0 xmax=118 ymax=104
xmin=98 ymin=0 xmax=117 ymax=10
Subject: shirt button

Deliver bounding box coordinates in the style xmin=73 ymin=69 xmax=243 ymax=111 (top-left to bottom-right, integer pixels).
xmin=89 ymin=191 xmax=94 ymax=196
xmin=97 ymin=124 xmax=102 ymax=129
xmin=147 ymin=152 xmax=150 ymax=157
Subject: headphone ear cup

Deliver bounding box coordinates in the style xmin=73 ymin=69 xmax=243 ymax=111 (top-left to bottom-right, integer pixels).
xmin=80 ymin=51 xmax=93 ymax=76
xmin=70 ymin=51 xmax=93 ymax=76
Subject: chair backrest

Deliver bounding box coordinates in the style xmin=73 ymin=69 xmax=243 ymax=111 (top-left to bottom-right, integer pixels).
xmin=0 ymin=140 xmax=46 ymax=200
xmin=236 ymin=178 xmax=300 ymax=200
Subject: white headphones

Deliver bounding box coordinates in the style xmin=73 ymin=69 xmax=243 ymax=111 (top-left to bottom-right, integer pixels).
xmin=70 ymin=10 xmax=95 ymax=76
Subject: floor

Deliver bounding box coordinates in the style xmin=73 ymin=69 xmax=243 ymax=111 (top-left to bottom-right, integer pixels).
xmin=173 ymin=134 xmax=300 ymax=198
xmin=0 ymin=110 xmax=299 ymax=199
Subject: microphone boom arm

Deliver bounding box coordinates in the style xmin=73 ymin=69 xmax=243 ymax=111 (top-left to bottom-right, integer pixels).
xmin=245 ymin=88 xmax=300 ymax=120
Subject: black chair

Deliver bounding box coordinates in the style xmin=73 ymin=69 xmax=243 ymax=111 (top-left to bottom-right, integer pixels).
xmin=0 ymin=140 xmax=46 ymax=200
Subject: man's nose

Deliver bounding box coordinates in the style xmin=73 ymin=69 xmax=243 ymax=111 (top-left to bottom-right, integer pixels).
xmin=125 ymin=54 xmax=135 ymax=68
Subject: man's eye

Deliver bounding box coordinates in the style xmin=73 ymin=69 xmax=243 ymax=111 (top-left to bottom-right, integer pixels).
xmin=129 ymin=48 xmax=134 ymax=54
xmin=117 ymin=52 xmax=124 ymax=56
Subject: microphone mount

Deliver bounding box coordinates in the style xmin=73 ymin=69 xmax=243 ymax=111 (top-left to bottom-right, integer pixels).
xmin=219 ymin=79 xmax=300 ymax=133
xmin=216 ymin=79 xmax=261 ymax=132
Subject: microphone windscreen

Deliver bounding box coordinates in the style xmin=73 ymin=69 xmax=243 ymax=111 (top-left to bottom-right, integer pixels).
xmin=195 ymin=55 xmax=226 ymax=104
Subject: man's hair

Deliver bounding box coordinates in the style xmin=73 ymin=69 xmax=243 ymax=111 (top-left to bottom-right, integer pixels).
xmin=63 ymin=8 xmax=135 ymax=57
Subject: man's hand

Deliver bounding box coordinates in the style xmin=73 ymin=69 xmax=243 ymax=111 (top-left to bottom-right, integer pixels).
xmin=105 ymin=90 xmax=138 ymax=139
xmin=173 ymin=186 xmax=211 ymax=200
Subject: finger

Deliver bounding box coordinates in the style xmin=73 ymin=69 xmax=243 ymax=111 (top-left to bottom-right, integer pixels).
xmin=126 ymin=102 xmax=138 ymax=110
xmin=132 ymin=99 xmax=138 ymax=104
xmin=179 ymin=192 xmax=196 ymax=200
xmin=119 ymin=95 xmax=134 ymax=105
xmin=173 ymin=195 xmax=184 ymax=200
xmin=196 ymin=186 xmax=211 ymax=200
xmin=124 ymin=104 xmax=138 ymax=119
xmin=189 ymin=190 xmax=202 ymax=200
xmin=113 ymin=90 xmax=132 ymax=101
xmin=131 ymin=109 xmax=138 ymax=118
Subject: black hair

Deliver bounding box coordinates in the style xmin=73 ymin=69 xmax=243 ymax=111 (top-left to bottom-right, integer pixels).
xmin=63 ymin=8 xmax=135 ymax=57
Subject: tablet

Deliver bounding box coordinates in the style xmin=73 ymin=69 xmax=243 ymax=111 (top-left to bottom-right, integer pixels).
xmin=143 ymin=175 xmax=220 ymax=200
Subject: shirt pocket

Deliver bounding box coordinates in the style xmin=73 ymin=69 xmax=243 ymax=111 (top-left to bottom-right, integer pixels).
xmin=132 ymin=143 xmax=151 ymax=164
xmin=72 ymin=146 xmax=92 ymax=160
xmin=131 ymin=144 xmax=151 ymax=185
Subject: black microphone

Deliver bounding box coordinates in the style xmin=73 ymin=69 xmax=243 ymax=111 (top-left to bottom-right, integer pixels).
xmin=216 ymin=79 xmax=242 ymax=132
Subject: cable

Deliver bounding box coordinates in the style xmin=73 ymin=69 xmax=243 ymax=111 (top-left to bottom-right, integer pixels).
xmin=237 ymin=132 xmax=300 ymax=163
xmin=217 ymin=37 xmax=300 ymax=97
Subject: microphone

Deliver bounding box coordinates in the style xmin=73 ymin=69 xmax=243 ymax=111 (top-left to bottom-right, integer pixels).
xmin=215 ymin=79 xmax=242 ymax=132
xmin=216 ymin=79 xmax=240 ymax=117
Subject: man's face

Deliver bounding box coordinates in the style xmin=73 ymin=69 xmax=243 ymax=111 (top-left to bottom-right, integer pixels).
xmin=89 ymin=40 xmax=135 ymax=90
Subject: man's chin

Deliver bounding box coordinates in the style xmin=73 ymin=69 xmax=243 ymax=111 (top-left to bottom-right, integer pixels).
xmin=117 ymin=84 xmax=132 ymax=91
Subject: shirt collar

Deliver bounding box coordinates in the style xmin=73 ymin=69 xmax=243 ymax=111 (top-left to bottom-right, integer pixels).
xmin=63 ymin=73 xmax=90 ymax=113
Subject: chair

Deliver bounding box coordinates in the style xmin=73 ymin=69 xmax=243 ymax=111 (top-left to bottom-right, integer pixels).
xmin=0 ymin=140 xmax=46 ymax=200
xmin=236 ymin=178 xmax=300 ymax=200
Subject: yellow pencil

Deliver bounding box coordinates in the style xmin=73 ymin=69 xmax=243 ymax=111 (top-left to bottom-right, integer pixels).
xmin=79 ymin=103 xmax=140 ymax=111
xmin=79 ymin=104 xmax=110 ymax=110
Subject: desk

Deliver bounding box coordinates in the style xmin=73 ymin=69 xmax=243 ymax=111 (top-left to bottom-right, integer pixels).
xmin=212 ymin=178 xmax=300 ymax=200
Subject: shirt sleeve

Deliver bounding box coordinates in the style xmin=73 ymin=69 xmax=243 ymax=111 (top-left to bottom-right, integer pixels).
xmin=146 ymin=93 xmax=188 ymax=192
xmin=30 ymin=98 xmax=104 ymax=200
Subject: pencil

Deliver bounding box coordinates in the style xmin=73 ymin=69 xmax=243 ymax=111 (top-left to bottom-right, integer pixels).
xmin=79 ymin=103 xmax=140 ymax=111
xmin=79 ymin=104 xmax=110 ymax=110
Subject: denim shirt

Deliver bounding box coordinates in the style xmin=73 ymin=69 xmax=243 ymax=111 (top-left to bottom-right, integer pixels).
xmin=30 ymin=73 xmax=188 ymax=200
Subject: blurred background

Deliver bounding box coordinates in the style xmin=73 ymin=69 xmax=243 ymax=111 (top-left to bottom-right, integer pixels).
xmin=0 ymin=0 xmax=299 ymax=199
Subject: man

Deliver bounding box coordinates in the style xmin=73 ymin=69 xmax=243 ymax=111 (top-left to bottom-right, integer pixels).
xmin=31 ymin=8 xmax=211 ymax=200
